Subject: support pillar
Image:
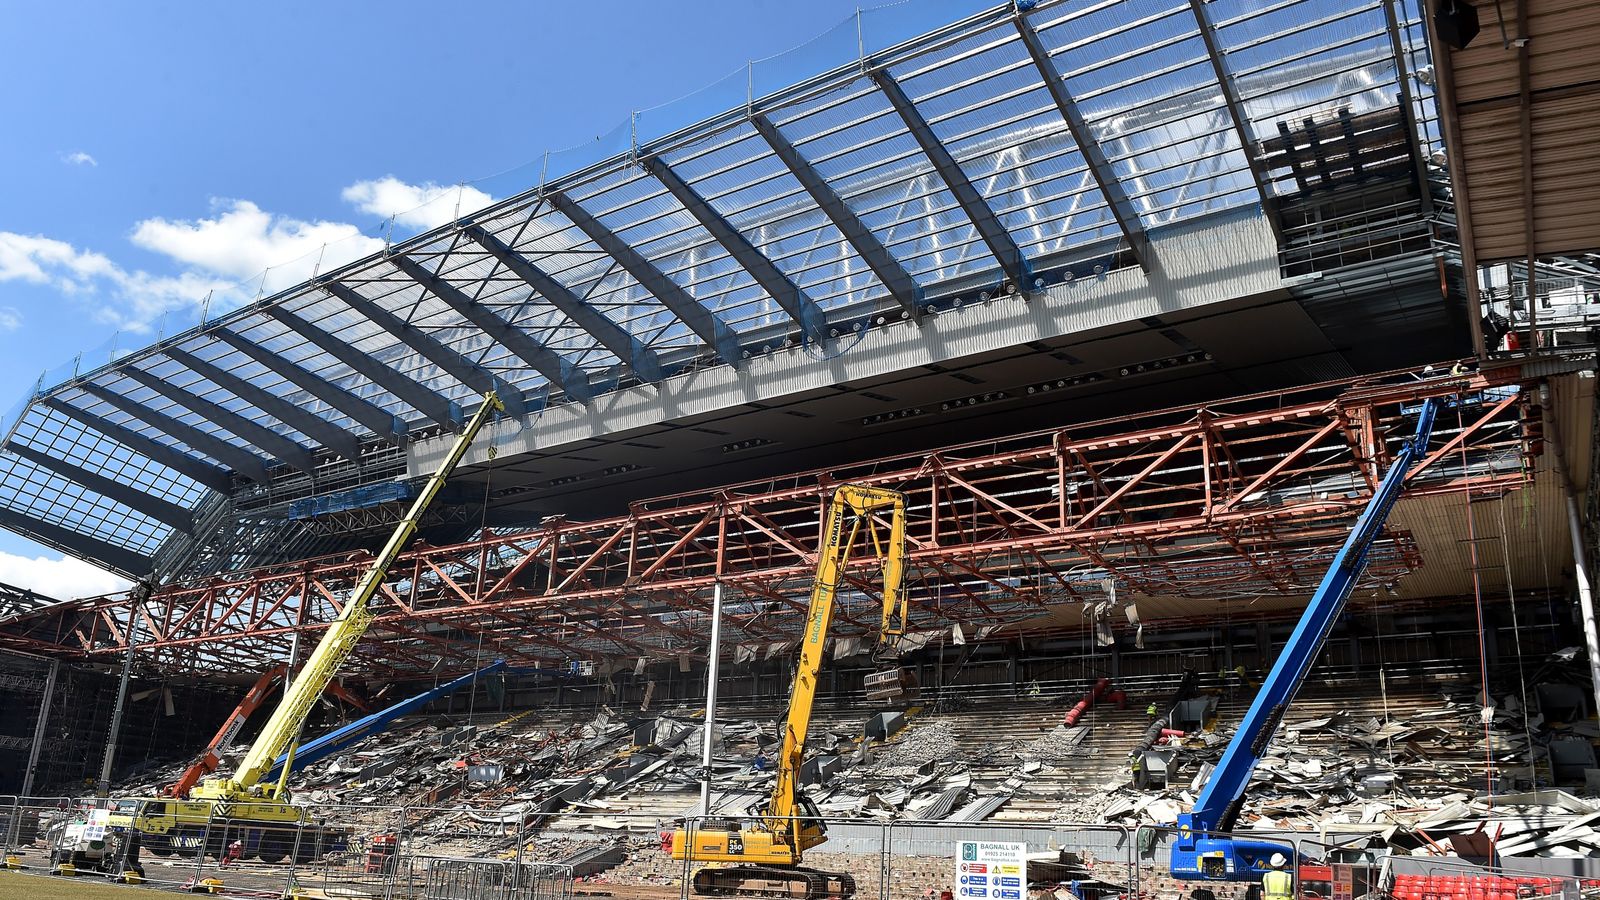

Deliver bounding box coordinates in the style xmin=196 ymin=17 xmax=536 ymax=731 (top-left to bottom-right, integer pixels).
xmin=1543 ymin=391 xmax=1600 ymax=719
xmin=699 ymin=580 xmax=724 ymax=816
xmin=20 ymin=659 xmax=58 ymax=797
xmin=1255 ymin=621 xmax=1273 ymax=667
xmin=99 ymin=584 xmax=147 ymax=794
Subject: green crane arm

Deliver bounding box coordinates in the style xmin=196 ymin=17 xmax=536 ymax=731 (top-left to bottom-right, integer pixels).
xmin=765 ymin=485 xmax=906 ymax=830
xmin=195 ymin=392 xmax=504 ymax=800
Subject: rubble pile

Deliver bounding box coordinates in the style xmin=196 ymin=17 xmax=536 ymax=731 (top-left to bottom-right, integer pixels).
xmin=81 ymin=653 xmax=1600 ymax=869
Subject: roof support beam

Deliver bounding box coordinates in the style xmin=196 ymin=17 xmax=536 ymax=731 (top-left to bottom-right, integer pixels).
xmin=322 ymin=282 xmax=528 ymax=417
xmin=264 ymin=306 xmax=463 ymax=430
xmin=641 ymin=155 xmax=830 ymax=345
xmin=1013 ymin=13 xmax=1150 ymax=271
xmin=120 ymin=367 xmax=318 ymax=476
xmin=0 ymin=506 xmax=152 ymax=578
xmin=4 ymin=443 xmax=194 ymax=534
xmin=209 ymin=328 xmax=407 ymax=446
xmin=387 ymin=256 xmax=594 ymax=403
xmin=548 ymin=192 xmax=743 ymax=367
xmin=39 ymin=398 xmax=234 ymax=492
xmin=1186 ymin=0 xmax=1283 ymax=246
xmin=871 ymin=69 xmax=1032 ymax=291
xmin=164 ymin=347 xmax=364 ymax=464
xmin=463 ymin=225 xmax=666 ymax=383
xmin=751 ymin=114 xmax=925 ymax=320
xmin=74 ymin=385 xmax=271 ymax=483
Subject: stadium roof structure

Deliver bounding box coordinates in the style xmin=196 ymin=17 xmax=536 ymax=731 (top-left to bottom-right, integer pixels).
xmin=0 ymin=0 xmax=1449 ymax=583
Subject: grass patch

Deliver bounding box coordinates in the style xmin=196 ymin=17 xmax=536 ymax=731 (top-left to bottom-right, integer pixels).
xmin=0 ymin=871 xmax=161 ymax=898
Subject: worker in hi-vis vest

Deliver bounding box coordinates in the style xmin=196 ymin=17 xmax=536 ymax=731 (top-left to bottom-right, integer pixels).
xmin=1262 ymin=854 xmax=1293 ymax=900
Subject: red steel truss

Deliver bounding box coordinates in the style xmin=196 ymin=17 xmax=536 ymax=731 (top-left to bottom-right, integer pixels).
xmin=0 ymin=364 xmax=1539 ymax=678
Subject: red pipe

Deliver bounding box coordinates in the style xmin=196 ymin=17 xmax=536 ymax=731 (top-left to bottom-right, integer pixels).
xmin=1063 ymin=677 xmax=1111 ymax=725
xmin=1159 ymin=728 xmax=1186 ymax=738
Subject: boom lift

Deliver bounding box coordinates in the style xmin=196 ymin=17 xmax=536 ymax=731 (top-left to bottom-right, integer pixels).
xmin=1170 ymin=398 xmax=1438 ymax=880
xmin=102 ymin=391 xmax=505 ymax=862
xmin=673 ymin=485 xmax=910 ymax=900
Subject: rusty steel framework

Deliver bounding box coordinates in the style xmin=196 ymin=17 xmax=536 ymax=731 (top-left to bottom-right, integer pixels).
xmin=0 ymin=365 xmax=1536 ymax=679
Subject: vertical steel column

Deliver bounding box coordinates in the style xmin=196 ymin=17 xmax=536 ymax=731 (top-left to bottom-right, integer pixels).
xmin=1544 ymin=392 xmax=1600 ymax=718
xmin=99 ymin=585 xmax=146 ymax=794
xmin=20 ymin=659 xmax=58 ymax=797
xmin=698 ymin=579 xmax=725 ymax=816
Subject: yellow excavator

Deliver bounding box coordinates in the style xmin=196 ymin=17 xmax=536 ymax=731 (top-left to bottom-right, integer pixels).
xmin=91 ymin=392 xmax=505 ymax=866
xmin=673 ymin=484 xmax=911 ymax=900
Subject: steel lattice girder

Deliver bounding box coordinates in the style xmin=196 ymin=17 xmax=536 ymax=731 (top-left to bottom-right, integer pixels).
xmin=0 ymin=366 xmax=1536 ymax=679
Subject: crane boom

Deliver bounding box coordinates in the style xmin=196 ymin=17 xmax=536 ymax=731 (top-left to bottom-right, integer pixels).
xmin=673 ymin=484 xmax=908 ymax=900
xmin=1171 ymin=398 xmax=1438 ymax=879
xmin=193 ymin=391 xmax=504 ymax=801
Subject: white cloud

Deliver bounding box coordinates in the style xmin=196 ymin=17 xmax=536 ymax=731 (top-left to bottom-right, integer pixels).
xmin=0 ymin=307 xmax=19 ymax=331
xmin=62 ymin=151 xmax=97 ymax=167
xmin=131 ymin=199 xmax=383 ymax=292
xmin=342 ymin=176 xmax=495 ymax=232
xmin=0 ymin=230 xmax=228 ymax=333
xmin=0 ymin=550 xmax=131 ymax=602
xmin=0 ymin=232 xmax=119 ymax=289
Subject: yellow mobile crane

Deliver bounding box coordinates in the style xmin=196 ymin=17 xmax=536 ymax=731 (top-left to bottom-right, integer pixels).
xmin=673 ymin=484 xmax=910 ymax=900
xmin=98 ymin=392 xmax=505 ymax=865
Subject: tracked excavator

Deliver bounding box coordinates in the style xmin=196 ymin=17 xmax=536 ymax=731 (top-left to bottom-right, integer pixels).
xmin=673 ymin=484 xmax=912 ymax=900
xmin=91 ymin=391 xmax=505 ymax=866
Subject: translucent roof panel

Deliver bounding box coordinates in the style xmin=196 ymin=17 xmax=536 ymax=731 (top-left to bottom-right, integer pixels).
xmin=0 ymin=0 xmax=1425 ymax=576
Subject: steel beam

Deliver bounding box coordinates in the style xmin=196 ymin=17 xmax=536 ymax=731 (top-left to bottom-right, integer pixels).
xmin=463 ymin=224 xmax=666 ymax=382
xmin=120 ymin=366 xmax=317 ymax=476
xmin=322 ymin=282 xmax=528 ymax=417
xmin=641 ymin=155 xmax=830 ymax=345
xmin=77 ymin=384 xmax=272 ymax=483
xmin=871 ymin=69 xmax=1032 ymax=290
xmin=39 ymin=398 xmax=234 ymax=492
xmin=1187 ymin=0 xmax=1283 ymax=245
xmin=387 ymin=255 xmax=594 ymax=403
xmin=5 ymin=443 xmax=194 ymax=533
xmin=751 ymin=114 xmax=924 ymax=319
xmin=165 ymin=346 xmax=364 ymax=463
xmin=1013 ymin=13 xmax=1150 ymax=271
xmin=264 ymin=306 xmax=462 ymax=429
xmin=0 ymin=505 xmax=152 ymax=577
xmin=548 ymin=192 xmax=743 ymax=366
xmin=210 ymin=328 xmax=407 ymax=445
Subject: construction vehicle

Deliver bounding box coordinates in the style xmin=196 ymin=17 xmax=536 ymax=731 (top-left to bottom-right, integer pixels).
xmin=93 ymin=391 xmax=505 ymax=864
xmin=1170 ymin=397 xmax=1439 ymax=880
xmin=672 ymin=484 xmax=911 ymax=900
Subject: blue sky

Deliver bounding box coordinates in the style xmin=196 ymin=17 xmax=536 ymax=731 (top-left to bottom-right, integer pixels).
xmin=0 ymin=0 xmax=976 ymax=597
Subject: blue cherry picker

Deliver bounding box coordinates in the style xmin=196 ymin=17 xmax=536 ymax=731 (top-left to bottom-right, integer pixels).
xmin=1170 ymin=397 xmax=1439 ymax=880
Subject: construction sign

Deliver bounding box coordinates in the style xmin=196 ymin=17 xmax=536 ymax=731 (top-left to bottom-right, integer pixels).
xmin=954 ymin=840 xmax=1027 ymax=900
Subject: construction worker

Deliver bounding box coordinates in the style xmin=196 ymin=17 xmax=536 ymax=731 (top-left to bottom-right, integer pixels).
xmin=1129 ymin=752 xmax=1145 ymax=789
xmin=1146 ymin=701 xmax=1158 ymax=719
xmin=1263 ymin=854 xmax=1293 ymax=900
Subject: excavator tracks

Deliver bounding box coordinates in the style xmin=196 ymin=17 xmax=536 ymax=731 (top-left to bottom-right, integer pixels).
xmin=693 ymin=865 xmax=857 ymax=900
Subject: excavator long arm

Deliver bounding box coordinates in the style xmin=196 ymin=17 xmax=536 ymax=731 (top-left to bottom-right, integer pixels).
xmin=195 ymin=392 xmax=504 ymax=800
xmin=765 ymin=486 xmax=906 ymax=844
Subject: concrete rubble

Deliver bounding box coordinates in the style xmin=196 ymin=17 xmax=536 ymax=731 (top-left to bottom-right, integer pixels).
xmin=87 ymin=649 xmax=1600 ymax=870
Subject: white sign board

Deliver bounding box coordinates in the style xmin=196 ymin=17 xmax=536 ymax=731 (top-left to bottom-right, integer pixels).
xmin=82 ymin=808 xmax=110 ymax=841
xmin=954 ymin=840 xmax=1027 ymax=900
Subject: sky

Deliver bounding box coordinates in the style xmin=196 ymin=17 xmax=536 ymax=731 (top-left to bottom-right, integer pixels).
xmin=0 ymin=0 xmax=978 ymax=599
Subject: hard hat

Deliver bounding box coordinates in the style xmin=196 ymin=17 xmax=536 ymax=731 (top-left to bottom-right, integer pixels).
xmin=1269 ymin=853 xmax=1287 ymax=869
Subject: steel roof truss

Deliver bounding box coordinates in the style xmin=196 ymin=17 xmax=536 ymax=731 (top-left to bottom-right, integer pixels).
xmin=4 ymin=443 xmax=194 ymax=534
xmin=38 ymin=398 xmax=234 ymax=492
xmin=463 ymin=224 xmax=666 ymax=382
xmin=165 ymin=346 xmax=363 ymax=463
xmin=264 ymin=306 xmax=463 ymax=430
xmin=322 ymin=281 xmax=528 ymax=418
xmin=871 ymin=69 xmax=1032 ymax=291
xmin=1014 ymin=12 xmax=1150 ymax=271
xmin=121 ymin=367 xmax=317 ymax=476
xmin=752 ymin=114 xmax=925 ymax=321
xmin=548 ymin=192 xmax=743 ymax=366
xmin=210 ymin=328 xmax=408 ymax=445
xmin=1186 ymin=0 xmax=1282 ymax=245
xmin=0 ymin=506 xmax=152 ymax=578
xmin=75 ymin=384 xmax=272 ymax=482
xmin=386 ymin=255 xmax=594 ymax=403
xmin=641 ymin=155 xmax=830 ymax=345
